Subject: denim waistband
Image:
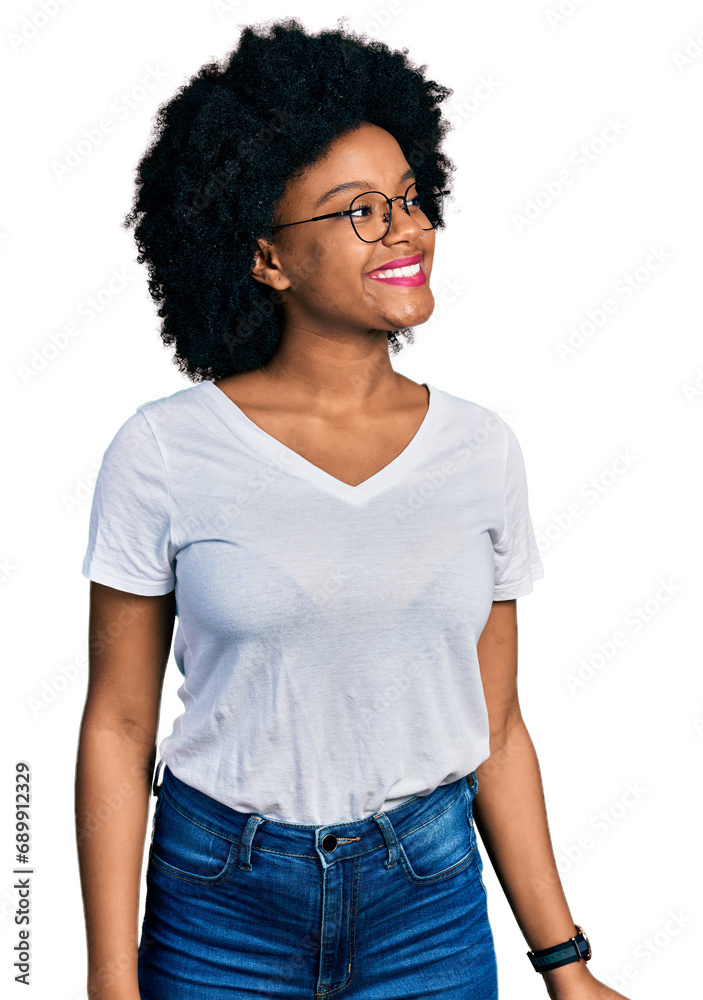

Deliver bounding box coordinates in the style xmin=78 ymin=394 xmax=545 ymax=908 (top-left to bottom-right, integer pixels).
xmin=155 ymin=763 xmax=478 ymax=869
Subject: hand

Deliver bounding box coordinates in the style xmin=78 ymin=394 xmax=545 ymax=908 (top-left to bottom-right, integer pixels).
xmin=542 ymin=964 xmax=631 ymax=1000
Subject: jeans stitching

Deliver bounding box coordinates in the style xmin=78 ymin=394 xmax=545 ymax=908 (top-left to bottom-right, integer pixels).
xmin=393 ymin=781 xmax=467 ymax=840
xmin=150 ymin=787 xmax=238 ymax=884
xmin=472 ymin=850 xmax=488 ymax=898
xmin=150 ymin=846 xmax=237 ymax=886
xmin=160 ymin=785 xmax=239 ymax=845
xmin=398 ymin=843 xmax=474 ymax=885
xmin=395 ymin=784 xmax=474 ymax=884
xmin=316 ymin=857 xmax=361 ymax=998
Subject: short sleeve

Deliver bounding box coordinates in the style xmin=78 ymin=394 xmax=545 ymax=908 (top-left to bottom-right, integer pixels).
xmin=82 ymin=408 xmax=176 ymax=596
xmin=492 ymin=421 xmax=544 ymax=600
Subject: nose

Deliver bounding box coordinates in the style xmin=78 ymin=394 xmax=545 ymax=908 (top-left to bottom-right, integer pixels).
xmin=383 ymin=195 xmax=425 ymax=245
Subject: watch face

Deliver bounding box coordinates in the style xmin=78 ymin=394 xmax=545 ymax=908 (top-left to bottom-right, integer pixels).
xmin=575 ymin=925 xmax=591 ymax=961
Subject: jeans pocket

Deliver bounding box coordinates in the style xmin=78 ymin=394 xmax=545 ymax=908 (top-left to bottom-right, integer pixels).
xmin=150 ymin=788 xmax=237 ymax=885
xmin=397 ymin=786 xmax=474 ymax=885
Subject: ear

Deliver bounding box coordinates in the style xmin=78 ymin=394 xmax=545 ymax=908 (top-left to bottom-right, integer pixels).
xmin=251 ymin=237 xmax=292 ymax=291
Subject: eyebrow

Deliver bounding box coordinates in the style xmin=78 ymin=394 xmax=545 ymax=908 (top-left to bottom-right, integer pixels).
xmin=314 ymin=167 xmax=415 ymax=208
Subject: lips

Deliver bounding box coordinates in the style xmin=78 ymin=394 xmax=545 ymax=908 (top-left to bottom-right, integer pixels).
xmin=366 ymin=252 xmax=423 ymax=275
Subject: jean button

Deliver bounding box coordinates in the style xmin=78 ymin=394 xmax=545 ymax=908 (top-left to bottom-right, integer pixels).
xmin=322 ymin=833 xmax=338 ymax=852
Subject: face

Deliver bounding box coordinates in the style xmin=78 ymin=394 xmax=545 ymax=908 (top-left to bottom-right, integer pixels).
xmin=252 ymin=123 xmax=437 ymax=337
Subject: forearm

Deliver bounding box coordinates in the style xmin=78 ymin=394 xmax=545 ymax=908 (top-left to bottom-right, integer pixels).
xmin=75 ymin=721 xmax=154 ymax=1000
xmin=473 ymin=716 xmax=590 ymax=994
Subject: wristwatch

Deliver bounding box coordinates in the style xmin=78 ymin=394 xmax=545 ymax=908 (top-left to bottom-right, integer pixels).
xmin=527 ymin=924 xmax=591 ymax=972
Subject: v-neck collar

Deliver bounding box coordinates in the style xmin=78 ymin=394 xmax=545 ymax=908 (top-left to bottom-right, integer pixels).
xmin=196 ymin=379 xmax=444 ymax=505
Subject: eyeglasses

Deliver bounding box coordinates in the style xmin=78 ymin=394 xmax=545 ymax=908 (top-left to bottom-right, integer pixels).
xmin=270 ymin=181 xmax=449 ymax=243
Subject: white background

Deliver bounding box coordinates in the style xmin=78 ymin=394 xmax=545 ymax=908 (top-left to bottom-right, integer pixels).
xmin=3 ymin=1 xmax=702 ymax=998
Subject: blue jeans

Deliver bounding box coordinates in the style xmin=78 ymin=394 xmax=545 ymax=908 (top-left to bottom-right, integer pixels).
xmin=138 ymin=762 xmax=498 ymax=998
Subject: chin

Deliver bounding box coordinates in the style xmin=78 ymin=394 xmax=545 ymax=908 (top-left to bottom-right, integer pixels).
xmin=392 ymin=294 xmax=436 ymax=328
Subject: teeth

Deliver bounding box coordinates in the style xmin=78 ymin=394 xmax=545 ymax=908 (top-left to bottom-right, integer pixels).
xmin=373 ymin=262 xmax=421 ymax=279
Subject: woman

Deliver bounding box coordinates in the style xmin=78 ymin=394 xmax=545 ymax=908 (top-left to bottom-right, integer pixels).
xmin=75 ymin=18 xmax=630 ymax=1000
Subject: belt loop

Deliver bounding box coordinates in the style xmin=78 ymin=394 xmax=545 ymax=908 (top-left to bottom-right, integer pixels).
xmin=151 ymin=758 xmax=164 ymax=796
xmin=468 ymin=770 xmax=479 ymax=796
xmin=237 ymin=815 xmax=265 ymax=872
xmin=372 ymin=812 xmax=400 ymax=869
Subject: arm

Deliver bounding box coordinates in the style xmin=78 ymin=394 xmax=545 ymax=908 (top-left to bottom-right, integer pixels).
xmin=75 ymin=582 xmax=175 ymax=1000
xmin=474 ymin=599 xmax=630 ymax=1000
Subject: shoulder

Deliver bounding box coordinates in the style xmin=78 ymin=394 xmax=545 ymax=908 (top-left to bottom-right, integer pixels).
xmin=431 ymin=383 xmax=511 ymax=452
xmin=135 ymin=383 xmax=204 ymax=427
xmin=98 ymin=384 xmax=205 ymax=466
xmin=99 ymin=383 xmax=208 ymax=450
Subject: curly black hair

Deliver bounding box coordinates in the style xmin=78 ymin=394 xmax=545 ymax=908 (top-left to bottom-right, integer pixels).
xmin=122 ymin=17 xmax=455 ymax=382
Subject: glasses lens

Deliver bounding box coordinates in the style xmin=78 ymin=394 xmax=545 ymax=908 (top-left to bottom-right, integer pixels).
xmin=349 ymin=191 xmax=391 ymax=243
xmin=406 ymin=183 xmax=444 ymax=231
xmin=349 ymin=185 xmax=445 ymax=242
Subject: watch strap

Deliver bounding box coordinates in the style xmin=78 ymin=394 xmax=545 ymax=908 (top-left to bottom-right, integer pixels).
xmin=527 ymin=925 xmax=591 ymax=972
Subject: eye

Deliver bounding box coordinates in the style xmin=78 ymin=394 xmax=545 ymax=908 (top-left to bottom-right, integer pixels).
xmin=349 ymin=202 xmax=374 ymax=219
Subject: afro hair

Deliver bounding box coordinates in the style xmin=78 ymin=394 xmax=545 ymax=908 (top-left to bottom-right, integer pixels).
xmin=122 ymin=16 xmax=455 ymax=381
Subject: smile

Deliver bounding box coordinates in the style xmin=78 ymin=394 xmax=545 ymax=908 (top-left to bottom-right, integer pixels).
xmin=365 ymin=261 xmax=427 ymax=287
xmin=373 ymin=262 xmax=421 ymax=278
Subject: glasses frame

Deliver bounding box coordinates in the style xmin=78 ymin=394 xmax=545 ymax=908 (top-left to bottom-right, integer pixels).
xmin=269 ymin=181 xmax=449 ymax=243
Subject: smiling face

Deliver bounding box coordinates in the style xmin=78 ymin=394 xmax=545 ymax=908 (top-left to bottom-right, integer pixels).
xmin=251 ymin=123 xmax=437 ymax=338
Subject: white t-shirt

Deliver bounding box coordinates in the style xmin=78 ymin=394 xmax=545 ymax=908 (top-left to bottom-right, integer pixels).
xmin=82 ymin=380 xmax=544 ymax=824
